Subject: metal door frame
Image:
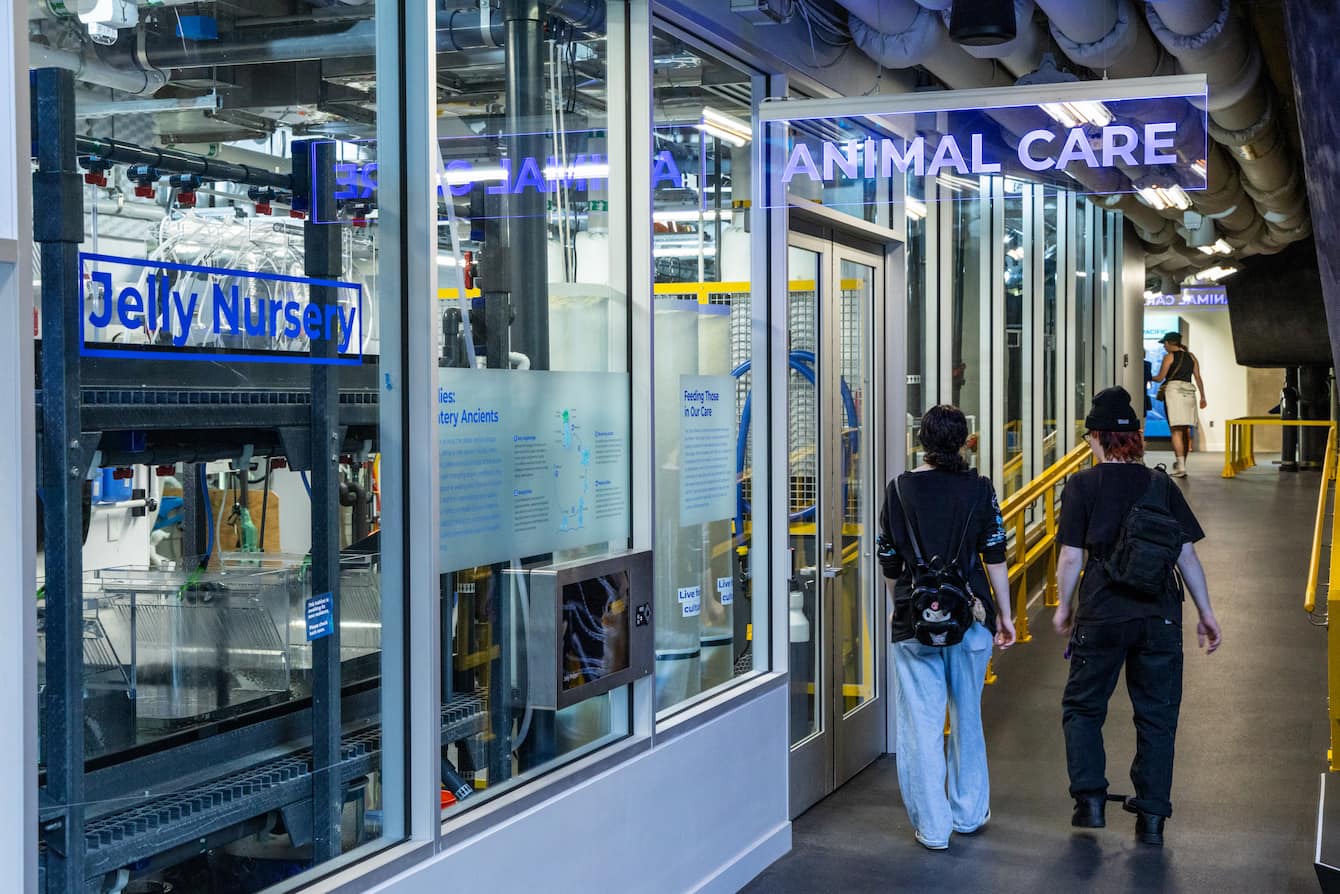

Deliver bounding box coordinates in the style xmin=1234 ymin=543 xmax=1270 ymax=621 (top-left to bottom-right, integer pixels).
xmin=787 ymin=205 xmax=897 ymax=816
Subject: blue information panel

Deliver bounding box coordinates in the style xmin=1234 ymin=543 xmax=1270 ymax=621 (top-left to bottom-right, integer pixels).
xmin=306 ymin=592 xmax=333 ymax=641
xmin=437 ymin=369 xmax=631 ymax=571
xmin=78 ymin=252 xmax=364 ymax=365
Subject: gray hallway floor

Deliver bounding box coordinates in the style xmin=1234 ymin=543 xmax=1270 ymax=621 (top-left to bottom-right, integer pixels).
xmin=745 ymin=452 xmax=1330 ymax=893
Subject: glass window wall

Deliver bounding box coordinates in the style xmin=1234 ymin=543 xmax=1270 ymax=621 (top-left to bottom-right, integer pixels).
xmin=649 ymin=31 xmax=762 ymax=716
xmin=905 ymin=173 xmax=926 ymax=468
xmin=948 ymin=177 xmax=984 ymax=470
xmin=32 ymin=4 xmax=406 ymax=890
xmin=433 ymin=5 xmax=632 ymax=815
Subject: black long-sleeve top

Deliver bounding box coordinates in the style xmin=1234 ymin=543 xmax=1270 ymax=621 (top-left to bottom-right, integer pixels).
xmin=877 ymin=468 xmax=1008 ymax=643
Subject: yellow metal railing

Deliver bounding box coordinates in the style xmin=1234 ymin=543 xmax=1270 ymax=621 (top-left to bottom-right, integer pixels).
xmin=1301 ymin=425 xmax=1340 ymax=770
xmin=997 ymin=442 xmax=1094 ymax=645
xmin=1305 ymin=424 xmax=1338 ymax=614
xmin=1223 ymin=416 xmax=1337 ymax=478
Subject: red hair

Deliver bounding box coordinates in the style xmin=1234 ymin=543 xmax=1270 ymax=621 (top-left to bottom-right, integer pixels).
xmin=1091 ymin=430 xmax=1145 ymax=462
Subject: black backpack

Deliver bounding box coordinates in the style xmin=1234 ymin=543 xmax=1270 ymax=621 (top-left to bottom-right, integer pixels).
xmin=1103 ymin=469 xmax=1183 ymax=598
xmin=894 ymin=475 xmax=977 ymax=647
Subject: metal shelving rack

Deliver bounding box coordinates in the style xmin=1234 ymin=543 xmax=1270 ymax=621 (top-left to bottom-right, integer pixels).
xmin=30 ymin=67 xmax=481 ymax=894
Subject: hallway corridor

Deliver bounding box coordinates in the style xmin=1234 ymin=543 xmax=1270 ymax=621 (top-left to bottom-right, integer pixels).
xmin=746 ymin=452 xmax=1328 ymax=893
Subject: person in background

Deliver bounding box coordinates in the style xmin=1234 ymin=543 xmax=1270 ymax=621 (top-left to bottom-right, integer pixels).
xmin=877 ymin=405 xmax=1016 ymax=851
xmin=1150 ymin=332 xmax=1206 ymax=477
xmin=1053 ymin=387 xmax=1223 ymax=847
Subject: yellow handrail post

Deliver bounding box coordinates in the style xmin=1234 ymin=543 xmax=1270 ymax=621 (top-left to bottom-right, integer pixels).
xmin=1044 ymin=482 xmax=1060 ymax=607
xmin=1305 ymin=424 xmax=1337 ymax=613
xmin=1014 ymin=513 xmax=1031 ymax=643
xmin=1331 ymin=586 xmax=1340 ymax=772
xmin=1245 ymin=423 xmax=1256 ymax=469
xmin=1222 ymin=419 xmax=1237 ymax=478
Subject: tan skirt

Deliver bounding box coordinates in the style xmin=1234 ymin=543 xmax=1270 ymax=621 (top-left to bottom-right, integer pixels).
xmin=1164 ymin=380 xmax=1199 ymax=428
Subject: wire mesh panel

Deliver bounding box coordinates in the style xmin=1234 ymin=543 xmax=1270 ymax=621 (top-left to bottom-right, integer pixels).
xmin=789 ymin=285 xmax=818 ymax=517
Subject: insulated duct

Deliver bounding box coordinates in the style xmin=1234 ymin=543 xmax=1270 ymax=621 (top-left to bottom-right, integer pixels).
xmin=30 ymin=43 xmax=165 ymax=94
xmin=134 ymin=1 xmax=603 ymax=70
xmin=1144 ymin=0 xmax=1309 ymax=253
xmin=943 ymin=0 xmax=1046 ymax=78
xmin=842 ymin=0 xmax=1014 ymax=91
xmin=840 ymin=0 xmax=1050 ymax=141
xmin=1034 ymin=0 xmax=1173 ymax=79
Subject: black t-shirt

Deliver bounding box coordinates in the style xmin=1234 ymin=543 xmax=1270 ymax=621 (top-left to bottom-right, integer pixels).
xmin=878 ymin=469 xmax=1008 ymax=643
xmin=1057 ymin=463 xmax=1205 ymax=624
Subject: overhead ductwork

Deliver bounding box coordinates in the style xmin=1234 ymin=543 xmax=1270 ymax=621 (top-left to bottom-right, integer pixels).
xmin=1145 ymin=0 xmax=1309 ymax=255
xmin=941 ymin=0 xmax=1046 ymax=78
xmin=29 ymin=43 xmax=166 ymax=94
xmin=1034 ymin=0 xmax=1173 ymax=79
xmin=842 ymin=0 xmax=1013 ymax=90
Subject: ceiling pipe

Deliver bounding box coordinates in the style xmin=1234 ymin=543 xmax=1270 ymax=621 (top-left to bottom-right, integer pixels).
xmin=131 ymin=0 xmax=601 ymax=70
xmin=942 ymin=0 xmax=1046 ymax=78
xmin=1034 ymin=0 xmax=1173 ymax=79
xmin=842 ymin=0 xmax=1015 ymax=91
xmin=30 ymin=42 xmax=166 ymax=94
xmin=1146 ymin=0 xmax=1264 ymax=130
xmin=1145 ymin=0 xmax=1308 ymax=249
xmin=840 ymin=0 xmax=1053 ymax=143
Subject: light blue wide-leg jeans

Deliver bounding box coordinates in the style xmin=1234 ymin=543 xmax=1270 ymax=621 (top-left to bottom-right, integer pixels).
xmin=892 ymin=623 xmax=994 ymax=846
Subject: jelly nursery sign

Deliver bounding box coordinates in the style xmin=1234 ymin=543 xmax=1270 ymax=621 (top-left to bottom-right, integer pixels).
xmin=79 ymin=253 xmax=364 ymax=365
xmin=759 ymin=74 xmax=1211 ymax=206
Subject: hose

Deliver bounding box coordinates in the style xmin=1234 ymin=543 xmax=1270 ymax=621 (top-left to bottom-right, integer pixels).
xmin=198 ymin=465 xmax=214 ymax=568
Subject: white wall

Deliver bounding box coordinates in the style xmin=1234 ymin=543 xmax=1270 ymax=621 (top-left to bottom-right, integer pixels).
xmin=371 ymin=685 xmax=791 ymax=894
xmin=1182 ymin=310 xmax=1247 ymax=452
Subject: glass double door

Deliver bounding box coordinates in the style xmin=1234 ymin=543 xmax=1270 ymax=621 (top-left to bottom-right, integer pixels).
xmin=786 ymin=226 xmax=887 ymax=817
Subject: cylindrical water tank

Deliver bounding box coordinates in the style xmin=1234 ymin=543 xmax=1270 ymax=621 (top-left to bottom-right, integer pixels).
xmin=653 ymin=300 xmax=704 ymax=708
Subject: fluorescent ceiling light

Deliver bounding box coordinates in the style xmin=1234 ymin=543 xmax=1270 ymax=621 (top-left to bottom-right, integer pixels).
xmin=1187 ymin=265 xmax=1238 ymax=283
xmin=939 ymin=174 xmax=980 ymax=192
xmin=1137 ymin=183 xmax=1193 ymax=211
xmin=1039 ymin=100 xmax=1113 ymax=129
xmin=697 ymin=106 xmax=752 ymax=147
xmin=653 ymin=209 xmax=728 ymax=223
xmin=1191 ymin=159 xmax=1207 ymax=180
xmin=441 ymin=165 xmax=508 ymax=186
xmin=905 ymin=197 xmax=926 ymax=221
xmin=1196 ymin=238 xmax=1233 ymax=256
xmin=654 ymin=246 xmax=718 ymax=258
xmin=544 ymin=162 xmax=610 ymax=181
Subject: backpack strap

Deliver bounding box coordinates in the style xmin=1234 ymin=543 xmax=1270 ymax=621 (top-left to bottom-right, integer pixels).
xmin=891 ymin=475 xmax=927 ymax=566
xmin=1140 ymin=468 xmax=1173 ymax=512
xmin=893 ymin=473 xmax=977 ymax=568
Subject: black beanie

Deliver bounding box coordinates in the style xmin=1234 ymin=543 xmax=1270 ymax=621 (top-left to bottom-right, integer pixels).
xmin=1085 ymin=386 xmax=1141 ymax=432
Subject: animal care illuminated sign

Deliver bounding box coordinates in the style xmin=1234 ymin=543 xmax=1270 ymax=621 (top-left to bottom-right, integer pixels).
xmin=760 ymin=75 xmax=1210 ymax=206
xmin=781 ymin=123 xmax=1180 ymax=183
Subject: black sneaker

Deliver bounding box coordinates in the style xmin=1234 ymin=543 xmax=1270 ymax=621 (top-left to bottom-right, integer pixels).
xmin=1134 ymin=811 xmax=1165 ymax=846
xmin=1071 ymin=794 xmax=1106 ymax=828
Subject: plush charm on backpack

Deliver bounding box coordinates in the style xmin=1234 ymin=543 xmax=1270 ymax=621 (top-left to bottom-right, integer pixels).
xmin=908 ymin=557 xmax=975 ymax=647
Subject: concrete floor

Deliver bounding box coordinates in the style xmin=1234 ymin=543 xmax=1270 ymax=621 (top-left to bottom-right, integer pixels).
xmin=745 ymin=452 xmax=1330 ymax=894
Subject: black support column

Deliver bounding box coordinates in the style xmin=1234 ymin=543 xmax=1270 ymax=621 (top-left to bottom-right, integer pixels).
xmin=34 ymin=67 xmax=88 ymax=894
xmin=504 ymin=0 xmax=550 ymax=371
xmin=298 ymin=139 xmax=345 ymax=863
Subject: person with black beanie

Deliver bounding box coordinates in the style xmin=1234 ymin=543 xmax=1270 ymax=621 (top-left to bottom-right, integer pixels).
xmin=1051 ymin=386 xmax=1223 ymax=846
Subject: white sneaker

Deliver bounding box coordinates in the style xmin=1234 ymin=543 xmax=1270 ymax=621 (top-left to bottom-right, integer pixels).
xmin=915 ymin=830 xmax=949 ymax=850
xmin=1171 ymin=460 xmax=1187 ymax=478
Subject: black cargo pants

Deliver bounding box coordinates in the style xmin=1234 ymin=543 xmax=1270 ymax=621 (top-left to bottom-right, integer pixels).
xmin=1061 ymin=616 xmax=1184 ymax=817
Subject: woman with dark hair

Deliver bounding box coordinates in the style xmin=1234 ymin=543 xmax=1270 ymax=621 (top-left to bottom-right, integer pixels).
xmin=1150 ymin=332 xmax=1206 ymax=477
xmin=1053 ymin=386 xmax=1222 ymax=847
xmin=878 ymin=405 xmax=1016 ymax=850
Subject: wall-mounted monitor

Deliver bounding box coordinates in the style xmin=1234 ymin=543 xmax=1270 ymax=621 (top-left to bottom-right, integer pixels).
xmin=515 ymin=549 xmax=653 ymax=710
